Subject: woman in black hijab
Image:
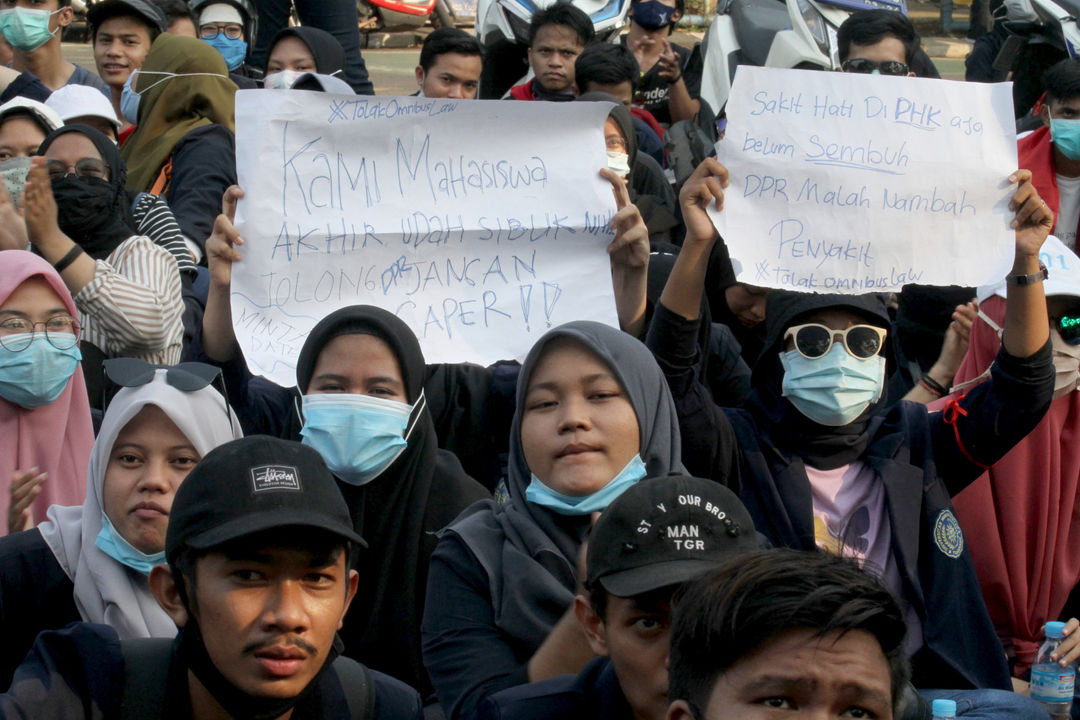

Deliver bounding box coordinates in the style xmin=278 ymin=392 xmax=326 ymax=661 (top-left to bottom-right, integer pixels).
xmin=26 ymin=125 xmax=184 ymax=399
xmin=191 ymin=302 xmax=488 ymax=698
xmin=422 ymin=321 xmax=712 ymax=720
xmin=575 ymin=91 xmax=678 ymax=238
xmin=264 ymin=26 xmax=345 ymax=78
xmin=648 ymin=158 xmax=1059 ymax=702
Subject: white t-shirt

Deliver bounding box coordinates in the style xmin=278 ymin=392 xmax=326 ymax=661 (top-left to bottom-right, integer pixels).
xmin=1055 ymin=173 xmax=1080 ymax=250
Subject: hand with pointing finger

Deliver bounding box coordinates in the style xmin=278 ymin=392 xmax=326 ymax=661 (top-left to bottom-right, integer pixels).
xmin=602 ymin=169 xmax=649 ymax=272
xmin=206 ymin=185 xmax=245 ymax=290
xmin=601 ymin=169 xmax=649 ymax=337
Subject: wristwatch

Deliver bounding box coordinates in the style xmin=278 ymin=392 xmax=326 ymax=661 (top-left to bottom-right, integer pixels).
xmin=1005 ymin=263 xmax=1048 ymax=286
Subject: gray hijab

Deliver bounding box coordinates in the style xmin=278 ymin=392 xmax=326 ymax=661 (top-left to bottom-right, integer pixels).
xmin=446 ymin=321 xmax=683 ymax=649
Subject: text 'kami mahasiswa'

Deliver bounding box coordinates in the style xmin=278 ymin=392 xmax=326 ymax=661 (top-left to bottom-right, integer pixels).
xmin=232 ymin=92 xmax=621 ymax=386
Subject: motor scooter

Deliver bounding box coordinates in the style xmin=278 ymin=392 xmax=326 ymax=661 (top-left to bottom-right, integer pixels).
xmin=698 ymin=0 xmax=905 ymax=114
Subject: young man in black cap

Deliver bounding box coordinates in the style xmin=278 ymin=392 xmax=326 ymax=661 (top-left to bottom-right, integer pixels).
xmin=88 ymin=0 xmax=165 ymax=127
xmin=477 ymin=475 xmax=758 ymax=720
xmin=0 ymin=436 xmax=423 ymax=719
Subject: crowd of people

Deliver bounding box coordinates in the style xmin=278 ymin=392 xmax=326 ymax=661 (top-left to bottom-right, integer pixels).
xmin=0 ymin=0 xmax=1079 ymax=718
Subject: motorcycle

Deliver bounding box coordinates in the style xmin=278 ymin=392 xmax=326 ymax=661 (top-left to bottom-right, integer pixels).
xmin=474 ymin=0 xmax=630 ymax=98
xmin=357 ymin=0 xmax=459 ymax=31
xmin=989 ymin=0 xmax=1080 ymax=122
xmin=698 ymin=0 xmax=906 ymax=115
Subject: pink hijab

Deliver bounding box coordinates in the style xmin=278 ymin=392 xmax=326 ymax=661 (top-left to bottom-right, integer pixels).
xmin=950 ymin=293 xmax=1080 ymax=676
xmin=0 ymin=250 xmax=94 ymax=534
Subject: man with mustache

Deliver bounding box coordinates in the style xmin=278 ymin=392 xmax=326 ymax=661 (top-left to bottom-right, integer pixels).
xmin=0 ymin=436 xmax=423 ymax=719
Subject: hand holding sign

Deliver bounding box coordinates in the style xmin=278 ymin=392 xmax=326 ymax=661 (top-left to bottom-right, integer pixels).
xmin=602 ymin=168 xmax=649 ymax=336
xmin=602 ymin=169 xmax=648 ymax=271
xmin=680 ymin=157 xmax=728 ymax=246
xmin=1009 ymin=169 xmax=1055 ymax=258
xmin=207 ymin=185 xmax=245 ymax=289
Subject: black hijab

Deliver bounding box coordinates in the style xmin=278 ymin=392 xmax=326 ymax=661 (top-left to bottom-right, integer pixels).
xmin=747 ymin=291 xmax=894 ymax=470
xmin=295 ymin=305 xmax=487 ymax=696
xmin=38 ymin=124 xmax=137 ymax=260
xmin=267 ymin=26 xmax=346 ymax=76
xmin=446 ymin=321 xmax=685 ymax=650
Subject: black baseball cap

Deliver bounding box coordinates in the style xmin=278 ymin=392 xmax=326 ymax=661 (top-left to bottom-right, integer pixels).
xmin=586 ymin=475 xmax=757 ymax=597
xmin=88 ymin=0 xmax=168 ymax=35
xmin=166 ymin=436 xmax=365 ymax=562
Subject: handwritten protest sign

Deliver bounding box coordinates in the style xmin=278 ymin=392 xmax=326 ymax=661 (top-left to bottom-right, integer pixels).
xmin=233 ymin=92 xmax=621 ymax=387
xmin=711 ymin=66 xmax=1017 ymax=293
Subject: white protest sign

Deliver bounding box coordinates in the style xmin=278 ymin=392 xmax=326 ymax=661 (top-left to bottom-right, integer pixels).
xmin=711 ymin=66 xmax=1017 ymax=293
xmin=233 ymin=92 xmax=621 ymax=387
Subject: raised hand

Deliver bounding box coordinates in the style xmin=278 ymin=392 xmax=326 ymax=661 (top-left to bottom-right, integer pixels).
xmin=23 ymin=157 xmax=60 ymax=249
xmin=0 ymin=178 xmax=27 ymax=251
xmin=1009 ymin=170 xmax=1054 ymax=259
xmin=8 ymin=467 xmax=45 ymax=534
xmin=602 ymin=168 xmax=648 ymax=272
xmin=206 ymin=185 xmax=245 ymax=290
xmin=678 ymin=157 xmax=728 ymax=246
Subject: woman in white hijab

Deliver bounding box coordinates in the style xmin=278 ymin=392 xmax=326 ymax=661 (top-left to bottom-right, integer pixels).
xmin=0 ymin=360 xmax=242 ymax=688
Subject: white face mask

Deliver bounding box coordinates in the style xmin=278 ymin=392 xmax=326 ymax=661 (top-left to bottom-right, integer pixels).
xmin=264 ymin=69 xmax=303 ymax=89
xmin=1052 ymin=327 xmax=1080 ymax=398
xmin=606 ymin=150 xmax=630 ymax=179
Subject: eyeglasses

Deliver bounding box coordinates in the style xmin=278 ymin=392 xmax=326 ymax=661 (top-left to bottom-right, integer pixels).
xmin=783 ymin=323 xmax=887 ymax=360
xmin=0 ymin=315 xmax=80 ymax=351
xmin=605 ymin=135 xmax=628 ymax=151
xmin=199 ymin=23 xmax=243 ymax=40
xmin=46 ymin=158 xmax=109 ymax=182
xmin=102 ymin=358 xmax=234 ymax=426
xmin=841 ymin=58 xmax=910 ymax=76
xmin=1059 ymin=315 xmax=1080 ymax=345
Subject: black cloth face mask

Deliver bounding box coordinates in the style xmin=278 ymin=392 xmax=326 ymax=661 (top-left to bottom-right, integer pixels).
xmin=177 ymin=619 xmax=340 ymax=720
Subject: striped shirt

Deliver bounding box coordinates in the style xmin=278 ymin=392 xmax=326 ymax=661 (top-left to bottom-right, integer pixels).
xmin=73 ymin=235 xmax=184 ymax=365
xmin=131 ymin=193 xmax=196 ymax=276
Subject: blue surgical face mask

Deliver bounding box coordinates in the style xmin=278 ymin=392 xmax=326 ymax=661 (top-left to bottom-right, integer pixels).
xmin=525 ymin=454 xmax=647 ymax=515
xmin=120 ymin=71 xmax=140 ymax=125
xmin=632 ymin=0 xmax=676 ymax=31
xmin=0 ymin=334 xmax=81 ymax=409
xmin=0 ymin=7 xmax=60 ymax=53
xmin=299 ymin=391 xmax=422 ymax=486
xmin=95 ymin=512 xmax=165 ymax=575
xmin=1051 ymin=117 xmax=1080 ymax=161
xmin=780 ymin=343 xmax=885 ymax=427
xmin=202 ymin=34 xmax=247 ymax=71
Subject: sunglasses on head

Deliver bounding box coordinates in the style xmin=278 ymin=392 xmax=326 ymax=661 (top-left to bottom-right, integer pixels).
xmin=1059 ymin=315 xmax=1080 ymax=345
xmin=784 ymin=323 xmax=887 ymax=360
xmin=101 ymin=358 xmax=233 ymax=424
xmin=841 ymin=58 xmax=910 ymax=76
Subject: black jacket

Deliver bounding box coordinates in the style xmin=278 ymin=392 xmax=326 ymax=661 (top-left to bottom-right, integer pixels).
xmin=0 ymin=623 xmax=423 ymax=719
xmin=0 ymin=528 xmax=79 ymax=691
xmin=477 ymin=658 xmax=631 ymax=720
xmin=647 ymin=301 xmax=1055 ymax=690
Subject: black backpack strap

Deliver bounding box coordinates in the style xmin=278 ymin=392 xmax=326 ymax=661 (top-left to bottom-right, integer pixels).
xmin=120 ymin=637 xmax=174 ymax=720
xmin=332 ymin=656 xmax=376 ymax=720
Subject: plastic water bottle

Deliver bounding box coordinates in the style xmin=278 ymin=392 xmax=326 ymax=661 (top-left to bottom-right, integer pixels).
xmin=931 ymin=698 xmax=956 ymax=719
xmin=1031 ymin=621 xmax=1077 ymax=720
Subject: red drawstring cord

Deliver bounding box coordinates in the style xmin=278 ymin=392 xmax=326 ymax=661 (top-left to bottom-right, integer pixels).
xmin=942 ymin=396 xmax=993 ymax=470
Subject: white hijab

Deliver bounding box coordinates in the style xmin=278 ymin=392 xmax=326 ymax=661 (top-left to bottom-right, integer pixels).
xmin=37 ymin=370 xmax=244 ymax=639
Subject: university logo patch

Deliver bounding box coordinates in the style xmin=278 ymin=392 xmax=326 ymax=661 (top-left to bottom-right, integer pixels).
xmin=933 ymin=509 xmax=964 ymax=559
xmin=251 ymin=465 xmax=302 ymax=493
